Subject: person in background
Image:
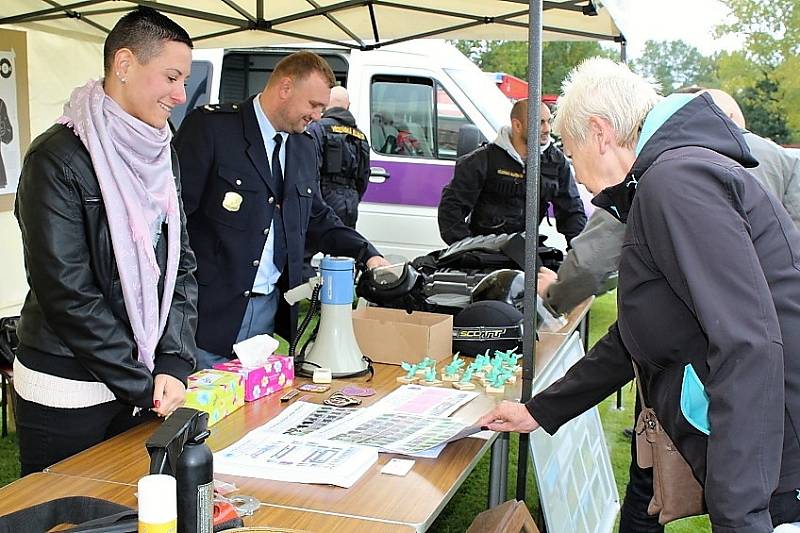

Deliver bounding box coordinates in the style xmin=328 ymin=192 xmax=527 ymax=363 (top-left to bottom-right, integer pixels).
xmin=13 ymin=7 xmax=197 ymax=475
xmin=175 ymin=52 xmax=389 ymax=369
xmin=538 ymin=87 xmax=800 ymax=316
xmin=438 ymin=99 xmax=586 ymax=247
xmin=306 ymin=85 xmax=370 ymax=229
xmin=479 ymin=58 xmax=800 ymax=532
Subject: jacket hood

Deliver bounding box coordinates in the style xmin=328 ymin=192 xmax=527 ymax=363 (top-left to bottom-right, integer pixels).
xmin=493 ymin=125 xmax=524 ymax=165
xmin=322 ymin=106 xmax=357 ymax=126
xmin=493 ymin=126 xmax=553 ymax=165
xmin=593 ymin=92 xmax=758 ymax=222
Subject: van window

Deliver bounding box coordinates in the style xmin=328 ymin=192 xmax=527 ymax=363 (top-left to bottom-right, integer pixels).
xmin=436 ymin=87 xmax=472 ymax=159
xmin=171 ymin=60 xmax=212 ymax=129
xmin=370 ymin=75 xmax=477 ymax=160
xmin=220 ymin=51 xmax=349 ymax=102
xmin=444 ymin=68 xmax=512 ymax=133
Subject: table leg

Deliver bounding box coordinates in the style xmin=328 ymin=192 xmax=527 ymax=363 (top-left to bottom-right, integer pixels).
xmin=488 ymin=432 xmax=510 ymax=507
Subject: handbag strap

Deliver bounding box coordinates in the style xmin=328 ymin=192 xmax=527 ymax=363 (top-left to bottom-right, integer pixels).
xmin=631 ymin=360 xmax=650 ymax=409
xmin=0 ymin=497 xmax=136 ymax=533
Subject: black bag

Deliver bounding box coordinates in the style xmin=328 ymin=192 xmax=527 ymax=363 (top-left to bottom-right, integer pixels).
xmin=0 ymin=316 xmax=18 ymax=366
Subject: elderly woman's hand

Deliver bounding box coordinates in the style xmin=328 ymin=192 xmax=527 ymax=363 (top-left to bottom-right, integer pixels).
xmin=152 ymin=374 xmax=186 ymax=417
xmin=477 ymin=400 xmax=540 ymax=433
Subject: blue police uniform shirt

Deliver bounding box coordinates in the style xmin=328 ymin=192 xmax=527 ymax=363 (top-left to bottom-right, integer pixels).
xmin=252 ymin=95 xmax=288 ymax=295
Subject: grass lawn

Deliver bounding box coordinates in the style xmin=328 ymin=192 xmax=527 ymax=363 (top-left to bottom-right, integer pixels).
xmin=0 ymin=293 xmax=711 ymax=531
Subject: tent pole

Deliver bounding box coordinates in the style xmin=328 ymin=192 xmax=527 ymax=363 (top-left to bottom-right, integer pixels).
xmin=516 ymin=0 xmax=543 ymax=503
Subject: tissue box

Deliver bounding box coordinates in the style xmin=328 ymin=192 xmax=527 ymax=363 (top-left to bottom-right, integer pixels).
xmin=184 ymin=370 xmax=245 ymax=426
xmin=213 ymin=356 xmax=295 ymax=402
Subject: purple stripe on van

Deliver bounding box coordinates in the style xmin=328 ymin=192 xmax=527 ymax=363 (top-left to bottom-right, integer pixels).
xmin=362 ymin=159 xmax=454 ymax=207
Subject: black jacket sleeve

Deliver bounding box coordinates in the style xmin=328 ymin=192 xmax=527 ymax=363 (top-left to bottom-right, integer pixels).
xmin=527 ymin=322 xmax=633 ymax=434
xmin=438 ymin=149 xmax=488 ymax=244
xmin=305 ymin=182 xmax=381 ymax=264
xmin=638 ymin=160 xmax=783 ymax=532
xmin=355 ymin=138 xmax=371 ymax=199
xmin=153 ymin=151 xmax=198 ymax=384
xmin=15 ymin=148 xmax=155 ymax=407
xmin=548 ymin=148 xmax=586 ymax=246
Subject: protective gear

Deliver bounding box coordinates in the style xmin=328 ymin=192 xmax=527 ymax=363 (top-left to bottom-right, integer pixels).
xmin=452 ymin=300 xmax=523 ymax=356
xmin=471 ymin=269 xmax=524 ymax=309
xmin=307 ymin=107 xmax=370 ymax=229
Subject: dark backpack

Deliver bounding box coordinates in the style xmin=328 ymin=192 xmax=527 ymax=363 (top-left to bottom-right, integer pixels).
xmin=0 ymin=316 xmax=19 ymax=366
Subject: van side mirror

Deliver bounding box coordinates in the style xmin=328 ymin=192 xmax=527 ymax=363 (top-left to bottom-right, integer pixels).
xmin=369 ymin=167 xmax=390 ymax=184
xmin=456 ymin=124 xmax=483 ymax=158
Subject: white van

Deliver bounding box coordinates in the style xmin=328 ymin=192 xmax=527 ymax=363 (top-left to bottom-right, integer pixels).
xmin=176 ymin=41 xmax=566 ymax=260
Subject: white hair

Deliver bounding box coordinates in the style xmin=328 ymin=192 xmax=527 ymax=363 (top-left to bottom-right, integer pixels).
xmin=553 ymin=57 xmax=662 ymax=149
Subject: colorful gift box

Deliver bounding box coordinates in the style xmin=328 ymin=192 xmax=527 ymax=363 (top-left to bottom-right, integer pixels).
xmin=213 ymin=356 xmax=295 ymax=402
xmin=184 ymin=369 xmax=245 ymax=426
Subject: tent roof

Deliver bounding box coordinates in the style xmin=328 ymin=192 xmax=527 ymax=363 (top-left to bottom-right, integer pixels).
xmin=2 ymin=0 xmax=625 ymax=49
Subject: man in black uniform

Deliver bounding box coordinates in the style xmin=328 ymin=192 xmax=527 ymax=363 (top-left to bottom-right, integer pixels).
xmin=438 ymin=99 xmax=586 ymax=246
xmin=306 ymin=86 xmax=370 ymax=229
xmin=174 ymin=52 xmax=389 ymax=369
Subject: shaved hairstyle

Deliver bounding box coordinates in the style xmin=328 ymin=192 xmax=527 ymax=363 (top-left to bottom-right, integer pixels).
xmin=511 ymin=98 xmax=528 ymax=123
xmin=103 ymin=7 xmax=192 ymax=75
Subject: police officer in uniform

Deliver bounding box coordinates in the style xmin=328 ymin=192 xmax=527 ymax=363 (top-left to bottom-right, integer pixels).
xmin=174 ymin=52 xmax=388 ymax=369
xmin=438 ymin=99 xmax=586 ymax=246
xmin=306 ymin=86 xmax=370 ymax=228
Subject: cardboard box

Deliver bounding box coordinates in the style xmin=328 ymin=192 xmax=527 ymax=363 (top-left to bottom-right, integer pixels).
xmin=352 ymin=307 xmax=453 ymax=365
xmin=184 ymin=369 xmax=245 ymax=426
xmin=213 ymin=356 xmax=295 ymax=402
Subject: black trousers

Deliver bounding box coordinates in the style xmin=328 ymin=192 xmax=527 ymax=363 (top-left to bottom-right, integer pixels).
xmin=618 ymin=407 xmax=663 ymax=533
xmin=15 ymin=392 xmax=153 ymax=476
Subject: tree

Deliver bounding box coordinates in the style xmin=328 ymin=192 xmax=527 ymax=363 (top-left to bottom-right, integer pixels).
xmin=716 ymin=0 xmax=800 ymax=140
xmin=737 ymin=77 xmax=792 ymax=144
xmin=451 ymin=40 xmax=616 ymax=95
xmin=630 ymin=40 xmax=718 ymax=94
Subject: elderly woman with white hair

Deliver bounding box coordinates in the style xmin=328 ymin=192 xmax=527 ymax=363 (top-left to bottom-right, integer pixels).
xmin=479 ymin=58 xmax=800 ymax=532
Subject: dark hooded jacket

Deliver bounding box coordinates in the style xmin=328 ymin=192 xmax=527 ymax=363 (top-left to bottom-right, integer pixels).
xmin=527 ymin=93 xmax=800 ymax=532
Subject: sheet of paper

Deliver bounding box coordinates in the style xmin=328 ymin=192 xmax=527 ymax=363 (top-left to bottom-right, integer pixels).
xmin=313 ymin=408 xmax=468 ymax=456
xmin=214 ymin=433 xmax=377 ymax=488
xmin=256 ymin=401 xmax=359 ymax=436
xmin=370 ymin=384 xmax=478 ymax=417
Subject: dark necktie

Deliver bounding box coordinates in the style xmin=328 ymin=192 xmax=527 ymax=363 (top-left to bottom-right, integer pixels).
xmin=272 ymin=133 xmax=287 ymax=271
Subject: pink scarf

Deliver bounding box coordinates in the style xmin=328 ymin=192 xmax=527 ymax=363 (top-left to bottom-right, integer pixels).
xmin=58 ymin=80 xmax=180 ymax=371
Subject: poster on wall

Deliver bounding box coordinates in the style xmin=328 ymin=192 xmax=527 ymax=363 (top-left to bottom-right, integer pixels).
xmin=0 ymin=51 xmax=21 ymax=195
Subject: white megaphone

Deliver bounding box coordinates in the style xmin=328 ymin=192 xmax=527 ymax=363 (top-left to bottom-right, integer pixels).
xmin=301 ymin=256 xmax=368 ymax=378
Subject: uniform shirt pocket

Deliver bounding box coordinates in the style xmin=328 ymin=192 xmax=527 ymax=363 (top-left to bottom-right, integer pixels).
xmin=204 ymin=165 xmax=259 ymax=230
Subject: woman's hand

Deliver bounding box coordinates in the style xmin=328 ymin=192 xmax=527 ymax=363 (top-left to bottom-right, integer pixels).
xmin=152 ymin=374 xmax=186 ymax=417
xmin=477 ymin=400 xmax=540 ymax=433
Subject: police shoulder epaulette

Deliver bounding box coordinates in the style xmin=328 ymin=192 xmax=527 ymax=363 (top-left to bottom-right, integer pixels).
xmin=201 ymin=103 xmax=240 ymax=113
xmin=327 ymin=124 xmax=367 ymax=141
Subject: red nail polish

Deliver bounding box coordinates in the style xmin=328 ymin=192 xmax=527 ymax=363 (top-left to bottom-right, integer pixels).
xmin=154 ymin=400 xmax=161 ymax=408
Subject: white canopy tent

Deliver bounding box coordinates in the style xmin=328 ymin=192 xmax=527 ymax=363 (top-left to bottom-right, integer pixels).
xmin=0 ymin=0 xmax=627 ymax=506
xmin=3 ymin=1 xmax=624 ymax=49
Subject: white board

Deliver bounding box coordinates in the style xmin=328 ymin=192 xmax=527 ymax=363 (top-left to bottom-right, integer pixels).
xmin=530 ymin=331 xmax=619 ymax=533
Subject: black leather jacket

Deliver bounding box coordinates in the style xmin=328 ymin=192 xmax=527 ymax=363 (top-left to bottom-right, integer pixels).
xmin=14 ymin=124 xmax=197 ymax=408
